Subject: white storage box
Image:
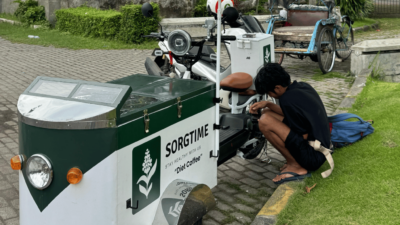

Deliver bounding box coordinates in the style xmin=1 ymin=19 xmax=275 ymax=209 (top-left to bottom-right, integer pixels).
xmin=231 ymin=33 xmax=275 ymax=90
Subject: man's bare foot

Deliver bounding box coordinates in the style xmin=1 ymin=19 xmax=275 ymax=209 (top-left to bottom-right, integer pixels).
xmin=272 ymin=165 xmax=308 ymax=183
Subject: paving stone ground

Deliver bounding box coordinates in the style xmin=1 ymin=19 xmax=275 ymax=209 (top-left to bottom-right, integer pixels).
xmin=0 ymin=37 xmax=351 ymax=225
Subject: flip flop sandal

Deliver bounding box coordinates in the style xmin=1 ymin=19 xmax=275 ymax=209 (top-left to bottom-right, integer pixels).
xmin=273 ymin=172 xmax=311 ymax=185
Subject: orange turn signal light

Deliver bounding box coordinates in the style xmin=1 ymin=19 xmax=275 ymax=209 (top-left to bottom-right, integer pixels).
xmin=67 ymin=168 xmax=83 ymax=184
xmin=10 ymin=155 xmax=22 ymax=170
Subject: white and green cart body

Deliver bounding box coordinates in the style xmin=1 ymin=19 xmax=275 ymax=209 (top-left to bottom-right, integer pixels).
xmin=18 ymin=75 xmax=218 ymax=225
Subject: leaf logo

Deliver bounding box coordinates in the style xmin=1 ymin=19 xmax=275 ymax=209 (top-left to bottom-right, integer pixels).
xmin=168 ymin=201 xmax=183 ymax=217
xmin=265 ymin=48 xmax=270 ymax=63
xmin=136 ymin=149 xmax=157 ymax=199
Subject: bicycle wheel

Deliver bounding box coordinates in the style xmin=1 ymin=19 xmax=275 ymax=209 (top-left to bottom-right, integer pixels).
xmin=317 ymin=26 xmax=336 ymax=74
xmin=335 ymin=18 xmax=354 ymax=60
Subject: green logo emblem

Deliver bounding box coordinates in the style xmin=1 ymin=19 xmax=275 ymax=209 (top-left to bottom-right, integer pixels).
xmin=132 ymin=136 xmax=161 ymax=215
xmin=224 ymin=4 xmax=231 ymax=9
xmin=162 ymin=198 xmax=184 ymax=225
xmin=263 ymin=45 xmax=271 ymax=65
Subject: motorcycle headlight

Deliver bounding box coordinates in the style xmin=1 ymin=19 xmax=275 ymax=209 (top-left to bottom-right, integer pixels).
xmin=26 ymin=154 xmax=53 ymax=190
xmin=168 ymin=30 xmax=192 ymax=56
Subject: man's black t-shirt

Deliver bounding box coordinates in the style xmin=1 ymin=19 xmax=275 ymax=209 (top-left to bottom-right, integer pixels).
xmin=280 ymin=81 xmax=330 ymax=148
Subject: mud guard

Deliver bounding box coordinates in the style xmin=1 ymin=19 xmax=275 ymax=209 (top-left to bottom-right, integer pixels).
xmin=341 ymin=15 xmax=354 ymax=24
xmin=145 ymin=57 xmax=164 ymax=76
xmin=152 ymin=179 xmax=216 ymax=225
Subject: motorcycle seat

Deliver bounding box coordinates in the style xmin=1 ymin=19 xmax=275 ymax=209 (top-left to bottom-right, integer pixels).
xmin=220 ymin=72 xmax=252 ymax=92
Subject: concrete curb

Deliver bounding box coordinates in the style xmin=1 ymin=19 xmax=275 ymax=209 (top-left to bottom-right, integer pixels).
xmin=0 ymin=18 xmax=20 ymax=25
xmin=333 ymin=68 xmax=371 ymax=115
xmin=0 ymin=18 xmax=42 ymax=29
xmin=251 ymin=182 xmax=298 ymax=225
xmin=352 ymin=22 xmax=380 ymax=32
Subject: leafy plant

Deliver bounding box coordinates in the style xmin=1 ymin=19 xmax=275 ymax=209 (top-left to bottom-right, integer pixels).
xmin=22 ymin=5 xmax=46 ymax=25
xmin=368 ymin=51 xmax=384 ymax=79
xmin=194 ymin=0 xmax=208 ymax=17
xmin=335 ymin=0 xmax=374 ymax=21
xmin=117 ymin=3 xmax=160 ymax=44
xmin=14 ymin=0 xmax=38 ymax=18
xmin=13 ymin=0 xmax=46 ymax=26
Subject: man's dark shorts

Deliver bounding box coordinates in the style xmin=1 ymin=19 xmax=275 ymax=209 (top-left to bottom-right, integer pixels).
xmin=285 ymin=130 xmax=326 ymax=171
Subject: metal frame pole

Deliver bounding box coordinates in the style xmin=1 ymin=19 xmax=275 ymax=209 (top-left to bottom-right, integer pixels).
xmin=214 ymin=0 xmax=222 ymax=158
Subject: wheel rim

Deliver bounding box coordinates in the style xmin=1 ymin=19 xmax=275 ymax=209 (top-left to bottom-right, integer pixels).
xmin=317 ymin=27 xmax=336 ymax=73
xmin=335 ymin=21 xmax=354 ymax=60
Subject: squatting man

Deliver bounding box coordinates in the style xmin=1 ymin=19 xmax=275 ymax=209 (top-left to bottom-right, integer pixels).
xmin=250 ymin=63 xmax=330 ymax=184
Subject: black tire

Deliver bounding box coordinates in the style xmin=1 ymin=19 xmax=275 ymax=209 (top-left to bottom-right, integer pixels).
xmin=317 ymin=26 xmax=336 ymax=74
xmin=240 ymin=138 xmax=265 ymax=159
xmin=239 ymin=99 xmax=265 ymax=159
xmin=335 ymin=18 xmax=354 ymax=60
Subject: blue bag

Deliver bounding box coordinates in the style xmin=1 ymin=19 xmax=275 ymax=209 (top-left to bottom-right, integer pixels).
xmin=328 ymin=113 xmax=374 ymax=149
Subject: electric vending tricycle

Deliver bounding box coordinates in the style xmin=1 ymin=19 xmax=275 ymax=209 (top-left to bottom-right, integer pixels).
xmin=11 ymin=2 xmax=277 ymax=225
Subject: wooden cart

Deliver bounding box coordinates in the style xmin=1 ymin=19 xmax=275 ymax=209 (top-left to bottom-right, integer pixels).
xmin=266 ymin=0 xmax=354 ymax=73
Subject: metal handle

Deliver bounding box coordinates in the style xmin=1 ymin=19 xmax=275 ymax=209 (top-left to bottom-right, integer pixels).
xmin=126 ymin=198 xmax=138 ymax=209
xmin=177 ymin=97 xmax=183 ymax=118
xmin=144 ymin=109 xmax=150 ymax=133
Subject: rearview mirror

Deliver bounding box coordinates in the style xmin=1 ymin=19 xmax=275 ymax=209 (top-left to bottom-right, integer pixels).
xmin=142 ymin=3 xmax=154 ymax=18
xmin=222 ymin=7 xmax=239 ymax=23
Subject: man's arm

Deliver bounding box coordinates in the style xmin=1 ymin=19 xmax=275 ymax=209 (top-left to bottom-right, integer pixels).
xmin=250 ymin=101 xmax=283 ymax=116
xmin=265 ymin=101 xmax=283 ymax=116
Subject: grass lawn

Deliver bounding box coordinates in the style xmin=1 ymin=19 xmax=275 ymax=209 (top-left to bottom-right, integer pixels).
xmin=0 ymin=22 xmax=158 ymax=50
xmin=353 ymin=18 xmax=378 ymax=28
xmin=277 ymin=77 xmax=400 ymax=225
xmin=311 ymin=69 xmax=354 ymax=83
xmin=355 ymin=18 xmax=400 ymax=41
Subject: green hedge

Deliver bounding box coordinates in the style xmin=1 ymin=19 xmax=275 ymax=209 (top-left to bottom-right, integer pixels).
xmin=55 ymin=6 xmax=122 ymax=39
xmin=118 ymin=3 xmax=160 ymax=44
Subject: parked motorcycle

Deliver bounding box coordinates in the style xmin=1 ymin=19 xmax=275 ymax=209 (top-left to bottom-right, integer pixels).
xmin=142 ymin=4 xmax=273 ymax=109
xmin=143 ymin=7 xmax=266 ymax=82
xmin=141 ymin=3 xmax=273 ymax=162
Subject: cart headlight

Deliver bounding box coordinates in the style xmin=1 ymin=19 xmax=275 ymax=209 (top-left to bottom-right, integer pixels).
xmin=26 ymin=154 xmax=53 ymax=190
xmin=168 ymin=30 xmax=192 ymax=56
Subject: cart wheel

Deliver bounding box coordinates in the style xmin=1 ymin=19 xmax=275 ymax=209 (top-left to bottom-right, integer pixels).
xmin=335 ymin=18 xmax=354 ymax=60
xmin=317 ymin=26 xmax=336 ymax=74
